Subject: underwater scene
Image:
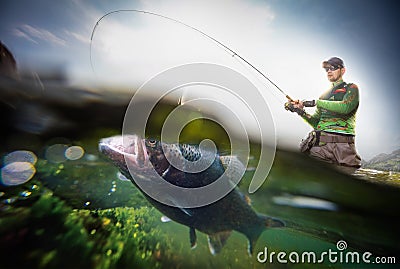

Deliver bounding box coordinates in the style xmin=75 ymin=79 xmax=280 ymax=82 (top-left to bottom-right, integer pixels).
xmin=0 ymin=85 xmax=399 ymax=269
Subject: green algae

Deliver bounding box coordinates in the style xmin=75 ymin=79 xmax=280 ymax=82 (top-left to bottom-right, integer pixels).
xmin=0 ymin=180 xmax=174 ymax=269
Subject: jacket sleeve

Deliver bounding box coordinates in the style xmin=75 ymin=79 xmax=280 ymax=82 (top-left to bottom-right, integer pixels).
xmin=301 ymin=108 xmax=321 ymax=129
xmin=316 ymin=85 xmax=359 ymax=114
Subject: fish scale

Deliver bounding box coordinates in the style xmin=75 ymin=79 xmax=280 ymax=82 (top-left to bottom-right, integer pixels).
xmin=179 ymin=144 xmax=201 ymax=162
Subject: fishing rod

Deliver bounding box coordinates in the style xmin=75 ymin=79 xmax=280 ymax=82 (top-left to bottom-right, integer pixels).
xmin=90 ymin=9 xmax=293 ymax=101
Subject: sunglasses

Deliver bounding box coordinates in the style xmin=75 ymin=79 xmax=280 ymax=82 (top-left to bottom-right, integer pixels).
xmin=324 ymin=66 xmax=341 ymax=72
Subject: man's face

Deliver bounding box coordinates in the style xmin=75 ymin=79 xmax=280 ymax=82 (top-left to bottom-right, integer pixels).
xmin=326 ymin=65 xmax=345 ymax=82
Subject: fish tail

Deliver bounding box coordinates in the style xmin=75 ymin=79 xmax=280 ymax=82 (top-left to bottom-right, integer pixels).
xmin=245 ymin=215 xmax=285 ymax=255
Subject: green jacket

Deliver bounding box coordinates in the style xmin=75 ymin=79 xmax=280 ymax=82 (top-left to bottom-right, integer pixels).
xmin=302 ymin=79 xmax=359 ymax=135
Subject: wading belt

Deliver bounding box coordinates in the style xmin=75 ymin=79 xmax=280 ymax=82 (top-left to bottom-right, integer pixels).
xmin=318 ymin=132 xmax=355 ymax=143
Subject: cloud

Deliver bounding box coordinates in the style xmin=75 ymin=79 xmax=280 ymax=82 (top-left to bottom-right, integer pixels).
xmin=14 ymin=24 xmax=67 ymax=46
xmin=88 ymin=0 xmax=277 ymax=84
xmin=13 ymin=28 xmax=39 ymax=45
xmin=64 ymin=30 xmax=90 ymax=44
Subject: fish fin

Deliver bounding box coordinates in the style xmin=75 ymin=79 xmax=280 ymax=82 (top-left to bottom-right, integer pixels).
xmin=160 ymin=216 xmax=171 ymax=223
xmin=189 ymin=227 xmax=197 ymax=249
xmin=258 ymin=214 xmax=285 ymax=228
xmin=207 ymin=231 xmax=232 ymax=255
xmin=162 ymin=164 xmax=184 ymax=179
xmin=244 ymin=195 xmax=252 ymax=206
xmin=180 ymin=207 xmax=193 ymax=217
xmin=161 ymin=165 xmax=171 ymax=177
xmin=247 ymin=239 xmax=255 ymax=256
xmin=238 ymin=191 xmax=252 ymax=206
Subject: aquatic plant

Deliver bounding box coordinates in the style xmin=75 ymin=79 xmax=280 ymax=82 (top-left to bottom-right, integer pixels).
xmin=0 ymin=179 xmax=175 ymax=269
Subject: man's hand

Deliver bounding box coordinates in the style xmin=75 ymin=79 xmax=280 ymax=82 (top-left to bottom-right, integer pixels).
xmin=291 ymin=99 xmax=305 ymax=109
xmin=284 ymin=100 xmax=305 ymax=116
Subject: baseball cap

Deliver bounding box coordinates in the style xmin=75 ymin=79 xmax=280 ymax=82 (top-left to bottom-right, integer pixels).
xmin=322 ymin=57 xmax=344 ymax=68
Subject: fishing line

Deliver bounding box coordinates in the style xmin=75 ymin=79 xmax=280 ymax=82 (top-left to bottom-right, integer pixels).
xmin=90 ymin=9 xmax=293 ymax=101
xmin=233 ymin=54 xmax=285 ymax=105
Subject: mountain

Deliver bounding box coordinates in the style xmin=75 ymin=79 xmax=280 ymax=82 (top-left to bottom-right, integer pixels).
xmin=362 ymin=149 xmax=400 ymax=171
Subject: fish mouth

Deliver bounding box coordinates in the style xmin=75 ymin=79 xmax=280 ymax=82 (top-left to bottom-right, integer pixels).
xmin=99 ymin=135 xmax=149 ymax=170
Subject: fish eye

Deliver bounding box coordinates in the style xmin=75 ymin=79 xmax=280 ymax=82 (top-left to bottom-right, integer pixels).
xmin=147 ymin=139 xmax=157 ymax=147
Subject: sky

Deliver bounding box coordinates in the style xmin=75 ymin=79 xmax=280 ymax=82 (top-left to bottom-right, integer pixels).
xmin=1 ymin=0 xmax=399 ymax=160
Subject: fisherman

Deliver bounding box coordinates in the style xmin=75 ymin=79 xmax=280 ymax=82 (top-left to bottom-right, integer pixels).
xmin=285 ymin=57 xmax=361 ymax=171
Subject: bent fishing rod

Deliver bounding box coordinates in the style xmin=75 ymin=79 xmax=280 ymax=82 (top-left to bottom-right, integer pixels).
xmin=90 ymin=9 xmax=293 ymax=101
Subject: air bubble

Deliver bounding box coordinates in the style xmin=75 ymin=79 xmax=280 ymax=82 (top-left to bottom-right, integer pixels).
xmin=85 ymin=154 xmax=98 ymax=161
xmin=1 ymin=162 xmax=36 ymax=186
xmin=20 ymin=190 xmax=32 ymax=197
xmin=3 ymin=197 xmax=17 ymax=204
xmin=3 ymin=150 xmax=37 ymax=165
xmin=45 ymin=144 xmax=68 ymax=163
xmin=65 ymin=146 xmax=85 ymax=160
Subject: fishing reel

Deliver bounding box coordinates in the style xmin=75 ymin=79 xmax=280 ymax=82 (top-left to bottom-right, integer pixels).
xmin=302 ymin=100 xmax=316 ymax=107
xmin=285 ymin=101 xmax=306 ymax=116
xmin=284 ymin=101 xmax=306 ymax=116
xmin=284 ymin=99 xmax=316 ymax=116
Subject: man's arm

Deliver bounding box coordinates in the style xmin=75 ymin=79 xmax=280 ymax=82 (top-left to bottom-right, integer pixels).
xmin=316 ymin=85 xmax=359 ymax=114
xmin=301 ymin=108 xmax=321 ymax=128
xmin=285 ymin=99 xmax=320 ymax=128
